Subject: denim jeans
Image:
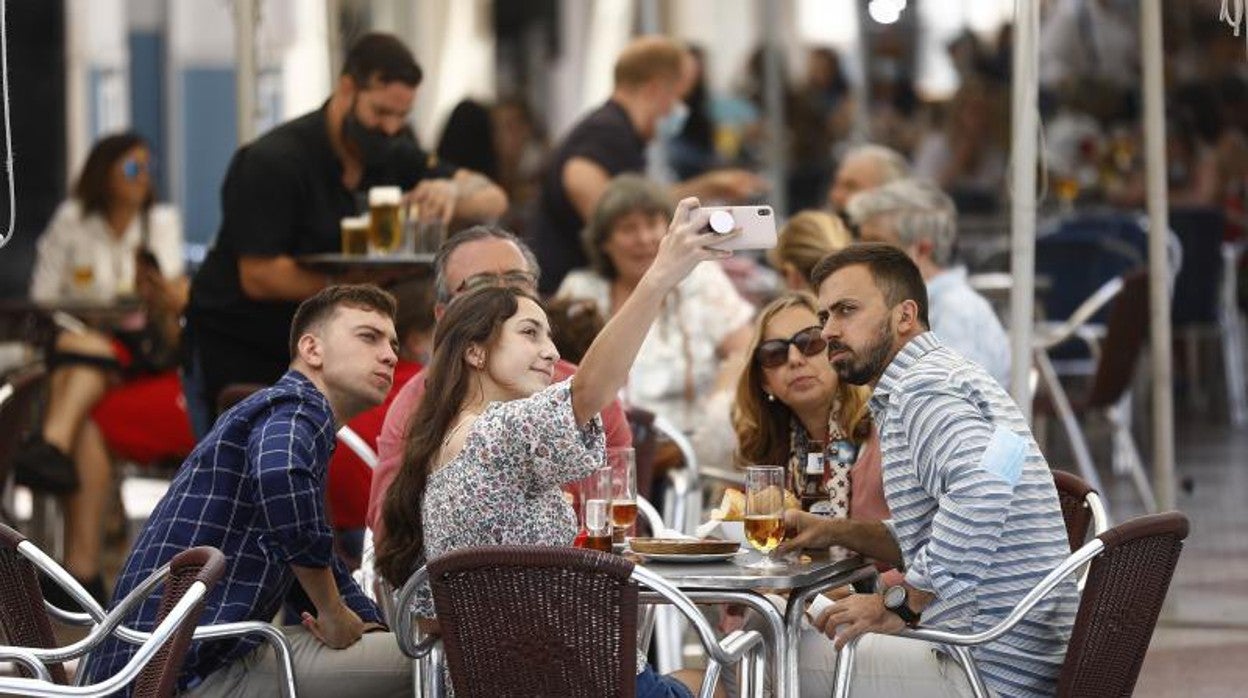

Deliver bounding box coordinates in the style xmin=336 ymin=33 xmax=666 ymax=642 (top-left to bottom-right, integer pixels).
xmin=636 ymin=663 xmax=694 ymax=698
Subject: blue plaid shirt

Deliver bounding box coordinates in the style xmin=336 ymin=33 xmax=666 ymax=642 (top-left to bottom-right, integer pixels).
xmin=83 ymin=370 xmax=383 ymax=694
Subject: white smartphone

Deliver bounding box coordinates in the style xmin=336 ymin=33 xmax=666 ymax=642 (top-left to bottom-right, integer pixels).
xmin=700 ymin=205 xmax=778 ymax=251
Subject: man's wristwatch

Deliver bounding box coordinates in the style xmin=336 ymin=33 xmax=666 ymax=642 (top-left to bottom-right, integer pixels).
xmin=882 ymin=585 xmax=921 ymax=627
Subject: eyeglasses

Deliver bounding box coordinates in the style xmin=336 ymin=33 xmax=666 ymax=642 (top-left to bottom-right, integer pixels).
xmin=754 ymin=326 xmax=827 ymax=369
xmin=121 ymin=158 xmax=149 ymax=180
xmin=454 ymin=270 xmax=538 ymax=296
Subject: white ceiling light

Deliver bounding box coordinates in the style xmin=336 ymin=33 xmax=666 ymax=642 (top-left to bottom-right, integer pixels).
xmin=868 ymin=0 xmax=905 ymax=25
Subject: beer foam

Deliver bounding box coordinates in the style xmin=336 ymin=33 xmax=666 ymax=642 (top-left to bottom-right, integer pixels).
xmin=368 ymin=186 xmax=402 ymax=206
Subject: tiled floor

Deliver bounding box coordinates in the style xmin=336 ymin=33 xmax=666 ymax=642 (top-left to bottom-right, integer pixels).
xmin=1124 ymin=419 xmax=1248 ymax=697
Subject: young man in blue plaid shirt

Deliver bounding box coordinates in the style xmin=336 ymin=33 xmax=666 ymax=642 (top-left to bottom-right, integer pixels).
xmin=84 ymin=285 xmax=410 ymax=697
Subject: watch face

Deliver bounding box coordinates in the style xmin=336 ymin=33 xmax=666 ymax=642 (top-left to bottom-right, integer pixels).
xmin=884 ymin=585 xmax=906 ymax=608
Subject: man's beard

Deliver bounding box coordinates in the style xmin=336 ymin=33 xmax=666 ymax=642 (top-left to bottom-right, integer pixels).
xmin=828 ymin=318 xmax=894 ymax=386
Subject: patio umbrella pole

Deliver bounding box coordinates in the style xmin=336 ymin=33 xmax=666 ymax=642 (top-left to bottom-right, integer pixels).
xmin=1141 ymin=0 xmax=1175 ymax=512
xmin=233 ymin=0 xmax=258 ymax=144
xmin=1008 ymin=0 xmax=1040 ymax=418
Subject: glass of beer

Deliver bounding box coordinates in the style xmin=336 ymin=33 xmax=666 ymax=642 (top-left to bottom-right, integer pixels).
xmin=744 ymin=465 xmax=787 ymax=570
xmin=340 ymin=215 xmax=370 ymax=256
xmin=608 ymin=448 xmax=637 ymax=544
xmin=581 ymin=465 xmax=614 ymax=553
xmin=367 ymin=186 xmax=403 ymax=255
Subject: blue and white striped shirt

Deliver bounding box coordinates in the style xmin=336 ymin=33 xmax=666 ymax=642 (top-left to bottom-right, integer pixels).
xmin=873 ymin=333 xmax=1077 ymax=698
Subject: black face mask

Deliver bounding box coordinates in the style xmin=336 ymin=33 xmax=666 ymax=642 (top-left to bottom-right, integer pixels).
xmin=344 ymin=105 xmax=401 ymax=169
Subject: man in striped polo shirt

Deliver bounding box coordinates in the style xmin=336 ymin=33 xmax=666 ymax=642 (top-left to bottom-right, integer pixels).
xmin=777 ymin=243 xmax=1077 ymax=697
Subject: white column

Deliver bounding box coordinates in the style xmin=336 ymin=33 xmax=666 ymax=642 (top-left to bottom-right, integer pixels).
xmin=234 ymin=0 xmax=258 ymax=144
xmin=1008 ymin=0 xmax=1039 ymax=416
xmin=1140 ymin=0 xmax=1175 ymax=512
xmin=760 ymin=0 xmax=788 ymax=215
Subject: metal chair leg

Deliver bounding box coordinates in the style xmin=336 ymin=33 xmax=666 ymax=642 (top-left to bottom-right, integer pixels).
xmin=1108 ymin=398 xmax=1158 ymax=512
xmin=653 ymin=605 xmax=686 ymax=674
xmin=1035 ymin=351 xmax=1109 ymax=499
xmin=426 ymin=642 xmax=445 ymax=697
xmin=831 ymin=635 xmax=857 ymax=698
xmin=949 ymin=644 xmax=991 ymax=698
xmin=1221 ymin=242 xmax=1248 ymax=427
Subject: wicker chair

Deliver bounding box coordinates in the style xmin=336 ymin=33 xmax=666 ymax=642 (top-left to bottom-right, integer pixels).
xmin=0 ymin=515 xmax=69 ymax=683
xmin=831 ymin=511 xmax=1189 ymax=698
xmin=0 ymin=523 xmax=296 ymax=697
xmin=0 ymin=363 xmax=47 ymax=525
xmin=1052 ymin=471 xmax=1110 ymax=551
xmin=394 ymin=545 xmax=764 ymax=698
xmin=0 ymin=538 xmax=225 ymax=697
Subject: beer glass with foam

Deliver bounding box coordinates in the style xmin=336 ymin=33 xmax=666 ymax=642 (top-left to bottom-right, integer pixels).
xmin=368 ymin=186 xmax=403 ymax=255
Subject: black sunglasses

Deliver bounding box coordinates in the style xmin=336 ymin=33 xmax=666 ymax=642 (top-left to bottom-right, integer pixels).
xmin=754 ymin=326 xmax=827 ymax=369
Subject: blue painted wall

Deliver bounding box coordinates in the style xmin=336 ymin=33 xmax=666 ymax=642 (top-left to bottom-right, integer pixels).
xmin=87 ymin=67 xmax=105 ymax=141
xmin=128 ymin=31 xmax=167 ymax=197
xmin=179 ymin=68 xmax=236 ymax=246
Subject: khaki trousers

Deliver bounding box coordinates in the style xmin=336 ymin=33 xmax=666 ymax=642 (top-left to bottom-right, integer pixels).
xmin=186 ymin=627 xmax=411 ymax=698
xmin=724 ymin=596 xmax=979 ymax=698
xmin=795 ymin=632 xmax=978 ymax=698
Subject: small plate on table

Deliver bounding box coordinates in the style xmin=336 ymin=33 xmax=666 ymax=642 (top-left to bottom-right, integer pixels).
xmin=627 ymin=537 xmax=741 ymax=563
xmin=630 ymin=550 xmax=744 ymax=563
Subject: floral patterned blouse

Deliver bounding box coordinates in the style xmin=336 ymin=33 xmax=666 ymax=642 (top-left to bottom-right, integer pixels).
xmin=410 ymin=379 xmax=604 ymax=618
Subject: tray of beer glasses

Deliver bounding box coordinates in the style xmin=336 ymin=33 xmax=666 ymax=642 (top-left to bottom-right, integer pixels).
xmin=626 ymin=537 xmax=742 ymax=563
xmin=298 ymin=252 xmax=435 ymax=272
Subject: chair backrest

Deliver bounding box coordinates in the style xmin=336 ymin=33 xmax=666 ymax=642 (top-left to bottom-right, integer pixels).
xmin=1056 ymin=511 xmax=1189 ymax=697
xmin=1037 ymin=214 xmax=1146 ymax=319
xmin=131 ymin=547 xmax=226 ymax=698
xmin=214 ymin=382 xmax=266 ymax=415
xmin=428 ymin=545 xmax=638 ymax=698
xmin=1051 ymin=470 xmax=1096 ymax=553
xmin=625 ymin=407 xmax=657 ymax=501
xmin=1169 ymin=206 xmax=1225 ymax=326
xmin=0 ymin=363 xmax=47 ymax=496
xmin=1085 ymin=269 xmax=1150 ymax=409
xmin=0 ymin=522 xmax=69 ymax=683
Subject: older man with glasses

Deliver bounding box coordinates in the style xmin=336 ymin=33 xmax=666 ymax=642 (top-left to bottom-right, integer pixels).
xmin=364 ymin=225 xmax=633 ymax=539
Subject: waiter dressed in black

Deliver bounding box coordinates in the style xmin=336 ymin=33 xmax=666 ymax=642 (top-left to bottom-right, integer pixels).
xmin=184 ymin=33 xmax=507 ymax=434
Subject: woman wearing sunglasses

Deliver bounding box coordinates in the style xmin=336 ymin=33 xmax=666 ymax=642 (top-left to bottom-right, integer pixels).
xmin=20 ymin=132 xmax=190 ymax=606
xmin=732 ymin=291 xmax=886 ymax=522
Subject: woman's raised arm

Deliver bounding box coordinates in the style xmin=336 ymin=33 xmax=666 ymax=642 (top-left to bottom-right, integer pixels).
xmin=570 ymin=197 xmax=738 ymax=424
